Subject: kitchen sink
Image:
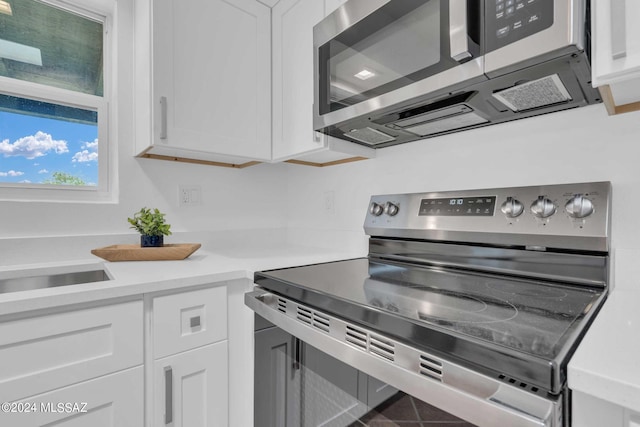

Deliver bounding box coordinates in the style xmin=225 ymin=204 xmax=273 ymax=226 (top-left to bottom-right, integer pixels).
xmin=0 ymin=268 xmax=111 ymax=294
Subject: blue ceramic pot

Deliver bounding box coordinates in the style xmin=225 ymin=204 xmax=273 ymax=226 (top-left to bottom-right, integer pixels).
xmin=141 ymin=235 xmax=163 ymax=247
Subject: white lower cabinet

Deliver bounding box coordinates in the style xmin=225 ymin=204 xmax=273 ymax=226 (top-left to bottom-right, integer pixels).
xmin=154 ymin=341 xmax=229 ymax=427
xmin=0 ymin=282 xmax=237 ymax=427
xmin=149 ymin=284 xmax=230 ymax=427
xmin=4 ymin=367 xmax=143 ymax=427
xmin=573 ymin=391 xmax=640 ymax=427
xmin=0 ymin=299 xmax=144 ymax=426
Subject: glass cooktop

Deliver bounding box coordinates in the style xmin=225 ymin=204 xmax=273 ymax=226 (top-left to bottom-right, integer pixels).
xmin=254 ymin=257 xmax=606 ymax=393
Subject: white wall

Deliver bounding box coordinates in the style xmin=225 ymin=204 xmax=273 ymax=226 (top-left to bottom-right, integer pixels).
xmin=284 ymin=104 xmax=640 ymax=255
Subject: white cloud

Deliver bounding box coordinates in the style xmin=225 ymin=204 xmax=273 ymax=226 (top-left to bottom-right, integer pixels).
xmin=38 ymin=169 xmax=49 ymax=174
xmin=72 ymin=150 xmax=98 ymax=162
xmin=0 ymin=170 xmax=25 ymax=177
xmin=73 ymin=138 xmax=99 ymax=163
xmin=83 ymin=139 xmax=98 ymax=150
xmin=0 ymin=132 xmax=68 ymax=159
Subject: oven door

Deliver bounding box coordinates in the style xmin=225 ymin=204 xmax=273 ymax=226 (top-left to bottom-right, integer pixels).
xmin=313 ymin=0 xmax=485 ymax=135
xmin=247 ymin=289 xmax=562 ymax=427
xmin=254 ymin=313 xmax=477 ymax=427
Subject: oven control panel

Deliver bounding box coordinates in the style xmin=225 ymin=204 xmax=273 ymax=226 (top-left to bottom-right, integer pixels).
xmin=364 ymin=182 xmax=611 ymax=252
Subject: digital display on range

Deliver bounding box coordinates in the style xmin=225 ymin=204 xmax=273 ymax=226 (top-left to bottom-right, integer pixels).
xmin=418 ymin=196 xmax=496 ymax=216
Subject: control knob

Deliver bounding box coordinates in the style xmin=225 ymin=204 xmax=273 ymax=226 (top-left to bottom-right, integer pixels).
xmin=565 ymin=195 xmax=594 ymax=219
xmin=369 ymin=202 xmax=384 ymax=216
xmin=501 ymin=197 xmax=524 ymax=218
xmin=384 ymin=202 xmax=400 ymax=216
xmin=530 ymin=196 xmax=556 ymax=218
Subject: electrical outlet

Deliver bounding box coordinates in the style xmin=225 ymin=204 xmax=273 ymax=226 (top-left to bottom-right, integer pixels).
xmin=178 ymin=185 xmax=202 ymax=207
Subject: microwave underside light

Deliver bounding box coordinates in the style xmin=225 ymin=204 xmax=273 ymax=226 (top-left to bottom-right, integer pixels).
xmin=344 ymin=127 xmax=396 ymax=145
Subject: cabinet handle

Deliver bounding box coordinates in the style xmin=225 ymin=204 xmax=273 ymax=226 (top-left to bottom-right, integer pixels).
xmin=611 ymin=0 xmax=627 ymax=59
xmin=164 ymin=366 xmax=173 ymax=424
xmin=160 ymin=96 xmax=168 ymax=140
xmin=190 ymin=315 xmax=201 ymax=328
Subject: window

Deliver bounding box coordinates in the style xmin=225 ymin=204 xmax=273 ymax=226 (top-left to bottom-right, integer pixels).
xmin=0 ymin=0 xmax=111 ymax=201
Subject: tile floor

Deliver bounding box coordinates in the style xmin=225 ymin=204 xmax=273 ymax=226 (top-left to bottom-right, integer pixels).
xmin=348 ymin=392 xmax=476 ymax=427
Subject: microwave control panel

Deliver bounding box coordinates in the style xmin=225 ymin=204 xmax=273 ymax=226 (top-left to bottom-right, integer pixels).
xmin=486 ymin=0 xmax=554 ymax=53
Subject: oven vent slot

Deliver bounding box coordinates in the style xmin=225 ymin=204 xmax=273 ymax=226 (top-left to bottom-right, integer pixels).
xmin=312 ymin=312 xmax=330 ymax=333
xmin=296 ymin=306 xmax=312 ymax=325
xmin=419 ymin=354 xmax=443 ymax=382
xmin=497 ymin=374 xmax=541 ymax=394
xmin=277 ymin=298 xmax=287 ymax=313
xmin=295 ymin=305 xmax=330 ymax=333
xmin=370 ymin=335 xmax=395 ymax=361
xmin=345 ymin=325 xmax=367 ymax=351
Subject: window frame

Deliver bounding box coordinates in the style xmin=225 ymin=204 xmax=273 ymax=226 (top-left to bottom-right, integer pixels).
xmin=0 ymin=0 xmax=115 ymax=203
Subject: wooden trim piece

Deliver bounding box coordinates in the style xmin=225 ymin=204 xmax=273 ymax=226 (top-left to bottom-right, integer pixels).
xmin=285 ymin=156 xmax=369 ymax=168
xmin=137 ymin=152 xmax=261 ymax=169
xmin=599 ymin=85 xmax=640 ymax=115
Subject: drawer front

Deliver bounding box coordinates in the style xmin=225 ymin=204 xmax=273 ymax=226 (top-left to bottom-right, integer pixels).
xmin=153 ymin=285 xmax=227 ymax=359
xmin=0 ymin=366 xmax=143 ymax=427
xmin=0 ymin=300 xmax=143 ymax=404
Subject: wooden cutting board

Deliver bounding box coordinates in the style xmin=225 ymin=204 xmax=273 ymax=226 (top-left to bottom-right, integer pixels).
xmin=91 ymin=243 xmax=201 ymax=262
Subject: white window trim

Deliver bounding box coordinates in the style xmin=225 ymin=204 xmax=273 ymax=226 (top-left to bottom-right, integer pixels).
xmin=0 ymin=0 xmax=117 ymax=204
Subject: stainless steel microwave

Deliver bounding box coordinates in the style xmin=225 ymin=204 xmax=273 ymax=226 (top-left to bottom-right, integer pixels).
xmin=313 ymin=0 xmax=600 ymax=147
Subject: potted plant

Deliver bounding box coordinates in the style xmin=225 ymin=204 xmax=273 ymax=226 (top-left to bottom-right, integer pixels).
xmin=127 ymin=207 xmax=172 ymax=247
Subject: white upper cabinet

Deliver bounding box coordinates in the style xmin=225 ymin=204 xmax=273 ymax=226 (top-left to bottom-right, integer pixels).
xmin=272 ymin=0 xmax=375 ymax=165
xmin=135 ymin=0 xmax=271 ymax=166
xmin=591 ymin=0 xmax=640 ymax=114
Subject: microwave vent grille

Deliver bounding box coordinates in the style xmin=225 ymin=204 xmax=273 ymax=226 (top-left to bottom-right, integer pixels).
xmin=492 ymin=74 xmax=572 ymax=112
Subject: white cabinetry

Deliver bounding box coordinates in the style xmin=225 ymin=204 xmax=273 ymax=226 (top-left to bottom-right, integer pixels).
xmin=573 ymin=391 xmax=640 ymax=427
xmin=271 ymin=0 xmax=375 ymax=166
xmin=5 ymin=367 xmax=143 ymax=427
xmin=154 ymin=343 xmax=228 ymax=427
xmin=135 ymin=0 xmax=271 ymax=167
xmin=149 ymin=286 xmax=229 ymax=427
xmin=591 ymin=0 xmax=640 ymax=114
xmin=0 ymin=300 xmax=144 ymax=426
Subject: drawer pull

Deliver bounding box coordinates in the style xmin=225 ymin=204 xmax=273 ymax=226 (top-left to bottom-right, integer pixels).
xmin=190 ymin=316 xmax=201 ymax=328
xmin=164 ymin=366 xmax=173 ymax=424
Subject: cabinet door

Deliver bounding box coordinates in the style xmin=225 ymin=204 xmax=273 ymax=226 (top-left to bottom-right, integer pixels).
xmin=154 ymin=341 xmax=228 ymax=427
xmin=592 ymin=0 xmax=640 ymax=109
xmin=153 ymin=0 xmax=271 ymax=160
xmin=272 ymin=0 xmax=326 ymax=160
xmin=254 ymin=326 xmax=301 ymax=427
xmin=0 ymin=366 xmax=143 ymax=427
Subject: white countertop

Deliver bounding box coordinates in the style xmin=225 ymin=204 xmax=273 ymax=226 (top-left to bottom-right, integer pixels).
xmin=0 ymin=235 xmax=363 ymax=316
xmin=568 ymin=248 xmax=640 ymax=413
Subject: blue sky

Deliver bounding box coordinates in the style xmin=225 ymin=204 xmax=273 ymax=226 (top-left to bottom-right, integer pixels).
xmin=0 ymin=110 xmax=98 ymax=186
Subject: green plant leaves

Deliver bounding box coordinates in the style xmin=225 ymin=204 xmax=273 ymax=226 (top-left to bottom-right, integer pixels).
xmin=127 ymin=207 xmax=172 ymax=237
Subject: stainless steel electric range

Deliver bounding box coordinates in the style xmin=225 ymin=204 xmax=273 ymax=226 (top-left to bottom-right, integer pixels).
xmin=246 ymin=182 xmax=611 ymax=427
